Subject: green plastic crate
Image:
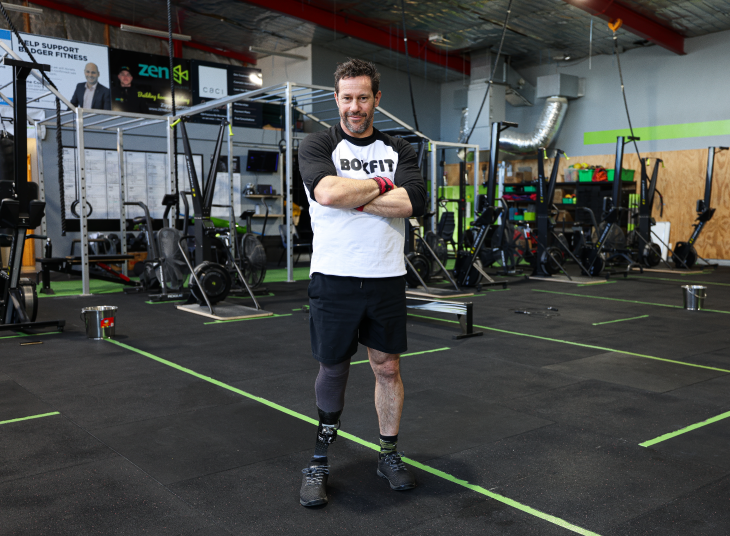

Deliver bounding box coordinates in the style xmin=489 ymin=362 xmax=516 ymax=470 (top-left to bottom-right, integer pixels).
xmin=578 ymin=169 xmax=594 ymax=182
xmin=606 ymin=169 xmax=635 ymax=182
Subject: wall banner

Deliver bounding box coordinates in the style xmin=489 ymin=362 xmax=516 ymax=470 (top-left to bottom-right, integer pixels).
xmin=191 ymin=60 xmax=262 ymax=128
xmin=108 ymin=48 xmax=192 ymax=115
xmin=12 ymin=32 xmax=111 ymax=110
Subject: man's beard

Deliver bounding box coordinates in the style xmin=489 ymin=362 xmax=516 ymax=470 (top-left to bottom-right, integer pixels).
xmin=341 ymin=110 xmax=373 ymax=134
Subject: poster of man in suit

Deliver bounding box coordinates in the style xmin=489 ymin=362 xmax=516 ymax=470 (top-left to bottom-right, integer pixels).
xmin=69 ymin=63 xmax=111 ymax=110
xmin=12 ymin=33 xmax=110 ymax=111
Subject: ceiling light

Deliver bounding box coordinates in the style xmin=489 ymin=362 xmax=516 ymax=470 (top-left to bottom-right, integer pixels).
xmin=120 ymin=24 xmax=191 ymax=41
xmin=428 ymin=33 xmax=443 ymax=42
xmin=2 ymin=4 xmax=43 ymax=14
xmin=249 ymin=46 xmax=308 ymax=60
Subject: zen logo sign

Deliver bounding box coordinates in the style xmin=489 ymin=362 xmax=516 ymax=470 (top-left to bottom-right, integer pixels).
xmin=138 ymin=63 xmax=189 ymax=85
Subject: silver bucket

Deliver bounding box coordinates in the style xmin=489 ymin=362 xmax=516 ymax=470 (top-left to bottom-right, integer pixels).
xmin=682 ymin=285 xmax=706 ymax=311
xmin=80 ymin=306 xmax=118 ymax=339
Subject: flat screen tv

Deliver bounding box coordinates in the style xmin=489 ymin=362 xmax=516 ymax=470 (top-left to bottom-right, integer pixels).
xmin=246 ymin=150 xmax=279 ymax=173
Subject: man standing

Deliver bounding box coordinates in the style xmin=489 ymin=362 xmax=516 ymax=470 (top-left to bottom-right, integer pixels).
xmin=70 ymin=63 xmax=111 ymax=110
xmin=297 ymin=58 xmax=426 ymax=507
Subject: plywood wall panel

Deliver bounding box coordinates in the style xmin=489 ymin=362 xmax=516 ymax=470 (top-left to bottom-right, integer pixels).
xmin=511 ymin=147 xmax=730 ymax=260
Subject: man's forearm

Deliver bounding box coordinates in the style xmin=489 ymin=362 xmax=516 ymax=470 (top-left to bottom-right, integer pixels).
xmin=362 ymin=188 xmax=413 ymax=218
xmin=314 ymin=175 xmax=380 ymax=208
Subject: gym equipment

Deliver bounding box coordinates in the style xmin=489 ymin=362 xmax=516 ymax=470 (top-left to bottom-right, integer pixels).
xmin=0 ymin=57 xmax=64 ymax=332
xmin=406 ymin=297 xmax=483 ymax=339
xmin=452 ymin=121 xmax=515 ymax=288
xmin=630 ymin=157 xmax=664 ymax=268
xmin=670 ymin=147 xmax=727 ymax=269
xmin=581 ymin=136 xmax=640 ymax=277
xmin=531 ymin=147 xmax=580 ymax=279
xmin=175 ymin=118 xmax=272 ymax=320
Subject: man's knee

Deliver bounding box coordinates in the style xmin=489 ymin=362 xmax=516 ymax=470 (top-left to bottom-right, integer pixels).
xmin=369 ymin=350 xmax=401 ymax=380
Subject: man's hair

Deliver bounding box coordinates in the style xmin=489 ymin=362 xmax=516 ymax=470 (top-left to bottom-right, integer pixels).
xmin=334 ymin=58 xmax=380 ymax=95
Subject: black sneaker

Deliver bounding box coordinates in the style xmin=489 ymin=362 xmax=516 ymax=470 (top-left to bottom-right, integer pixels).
xmin=377 ymin=452 xmax=417 ymax=490
xmin=300 ymin=462 xmax=329 ymax=506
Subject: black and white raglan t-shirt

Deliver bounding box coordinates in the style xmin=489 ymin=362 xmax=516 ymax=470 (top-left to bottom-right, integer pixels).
xmin=298 ymin=124 xmax=427 ymax=278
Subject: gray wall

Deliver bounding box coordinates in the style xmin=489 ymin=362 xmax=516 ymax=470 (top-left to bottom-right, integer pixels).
xmin=505 ymin=29 xmax=730 ymax=157
xmin=310 ymin=46 xmax=442 ymax=140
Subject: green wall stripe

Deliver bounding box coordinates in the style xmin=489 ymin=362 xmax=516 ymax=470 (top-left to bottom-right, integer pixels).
xmin=0 ymin=411 xmax=60 ymax=426
xmin=531 ymin=289 xmax=730 ymax=315
xmin=584 ymin=120 xmax=730 ymax=145
xmin=407 ymin=313 xmax=730 ymax=374
xmin=106 ymin=338 xmax=599 ymax=535
xmin=640 ymin=409 xmax=730 ymax=448
xmin=351 ymin=347 xmax=451 ymax=365
xmin=592 ymin=315 xmax=649 ymax=326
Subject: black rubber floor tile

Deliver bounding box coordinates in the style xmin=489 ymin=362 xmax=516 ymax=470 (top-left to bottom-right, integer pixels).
xmin=402 ymin=355 xmax=581 ymax=403
xmin=170 ymin=441 xmax=483 ymax=536
xmin=0 ymin=457 xmax=228 ymax=535
xmin=343 ymin=388 xmax=553 ymax=461
xmin=612 ymin=474 xmax=730 ymax=536
xmin=646 ymin=418 xmax=730 ymax=470
xmin=2 ymin=340 xmax=165 ymax=394
xmin=543 ymin=352 xmax=727 ymax=392
xmin=398 ymin=500 xmax=567 ymax=536
xmin=667 ymin=373 xmax=730 ymax=407
xmin=0 ymin=410 xmax=114 ymax=484
xmin=503 ymin=380 xmax=723 ymax=443
xmin=428 ymin=424 xmax=724 ymax=535
xmin=456 ymin=336 xmax=606 ymax=367
xmin=42 ymin=370 xmax=243 ymax=429
xmin=0 ymin=379 xmax=53 ymax=421
xmin=92 ymin=400 xmax=314 ymax=485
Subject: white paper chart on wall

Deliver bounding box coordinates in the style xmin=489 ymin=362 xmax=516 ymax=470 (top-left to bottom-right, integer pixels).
xmin=61 ymin=148 xmax=204 ymax=221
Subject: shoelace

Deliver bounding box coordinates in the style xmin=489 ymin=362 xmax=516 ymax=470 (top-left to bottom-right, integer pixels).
xmin=382 ymin=452 xmax=407 ymax=471
xmin=302 ymin=464 xmax=329 ymax=485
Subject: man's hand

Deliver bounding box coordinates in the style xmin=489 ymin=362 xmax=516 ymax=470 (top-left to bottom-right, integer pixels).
xmin=372 ymin=176 xmax=395 ymax=195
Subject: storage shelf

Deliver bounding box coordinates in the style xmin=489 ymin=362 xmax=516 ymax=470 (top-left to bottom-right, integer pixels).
xmin=245 ymin=195 xmax=282 ymax=199
xmin=253 ymin=214 xmax=283 ymax=218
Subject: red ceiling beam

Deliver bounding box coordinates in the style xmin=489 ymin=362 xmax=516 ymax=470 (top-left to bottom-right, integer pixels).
xmin=562 ymin=0 xmax=684 ymax=55
xmin=28 ymin=0 xmax=258 ymax=64
xmin=237 ymin=0 xmax=470 ymax=75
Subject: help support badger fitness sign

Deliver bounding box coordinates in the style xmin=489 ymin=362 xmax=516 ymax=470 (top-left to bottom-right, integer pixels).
xmin=12 ymin=33 xmax=110 ymax=110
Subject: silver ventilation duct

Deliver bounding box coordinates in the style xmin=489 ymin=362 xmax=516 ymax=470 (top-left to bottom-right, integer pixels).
xmin=499 ymin=97 xmax=568 ymax=155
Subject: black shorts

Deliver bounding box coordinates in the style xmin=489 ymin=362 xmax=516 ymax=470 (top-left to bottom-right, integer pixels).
xmin=308 ymin=272 xmax=408 ymax=365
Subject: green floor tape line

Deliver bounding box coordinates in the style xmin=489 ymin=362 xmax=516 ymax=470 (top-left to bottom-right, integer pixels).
xmin=351 ymin=347 xmax=451 ymax=365
xmin=0 ymin=331 xmax=62 ymax=341
xmin=640 ymin=409 xmax=730 ymax=448
xmin=205 ymin=313 xmax=292 ymax=325
xmin=592 ymin=315 xmax=649 ymax=326
xmin=626 ymin=275 xmax=730 ymax=287
xmin=0 ymin=411 xmax=60 ymax=426
xmin=531 ymin=289 xmax=730 ymax=315
xmin=577 ymin=281 xmax=616 ymax=287
xmin=106 ymin=338 xmax=599 ymax=536
xmin=407 ymin=313 xmax=730 ymax=375
xmin=145 ymin=300 xmax=187 ymax=305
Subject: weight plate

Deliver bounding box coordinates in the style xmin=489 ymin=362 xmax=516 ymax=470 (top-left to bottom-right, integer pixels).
xmin=405 ymin=252 xmax=430 ymax=288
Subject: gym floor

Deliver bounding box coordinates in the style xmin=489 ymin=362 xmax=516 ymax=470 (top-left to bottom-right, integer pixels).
xmin=2 ymin=267 xmax=730 ymax=535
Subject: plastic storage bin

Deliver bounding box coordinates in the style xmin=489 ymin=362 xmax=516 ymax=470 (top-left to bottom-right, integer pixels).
xmin=606 ymin=169 xmax=635 ymax=182
xmin=578 ymin=169 xmax=594 ymax=182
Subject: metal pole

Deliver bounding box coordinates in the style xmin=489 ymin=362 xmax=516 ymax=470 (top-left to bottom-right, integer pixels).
xmin=473 ymin=146 xmax=480 ymax=221
xmin=430 ymin=142 xmax=437 ymax=233
xmin=117 ymin=128 xmax=128 ymax=277
xmin=285 ymin=82 xmax=294 ymax=282
xmin=34 ymin=121 xmax=46 ymax=238
xmin=166 ymin=116 xmax=176 ymax=228
xmin=227 ymin=103 xmax=236 ymax=259
xmin=76 ymin=108 xmax=90 ymax=295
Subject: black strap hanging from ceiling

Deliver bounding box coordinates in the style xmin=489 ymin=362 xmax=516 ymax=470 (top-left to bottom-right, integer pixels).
xmin=0 ymin=1 xmax=68 ymax=234
xmin=168 ymin=0 xmax=179 ymax=220
xmin=400 ymin=0 xmax=420 ymax=133
xmin=610 ymin=19 xmax=642 ymax=161
xmin=464 ymin=0 xmax=513 ymax=145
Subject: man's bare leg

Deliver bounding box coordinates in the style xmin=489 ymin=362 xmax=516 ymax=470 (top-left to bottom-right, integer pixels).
xmin=368 ymin=347 xmax=403 ymax=435
xmin=368 ymin=347 xmax=415 ymax=489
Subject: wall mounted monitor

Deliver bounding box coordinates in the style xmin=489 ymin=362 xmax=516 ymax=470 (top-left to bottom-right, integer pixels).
xmin=246 ymin=150 xmax=279 ymax=173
